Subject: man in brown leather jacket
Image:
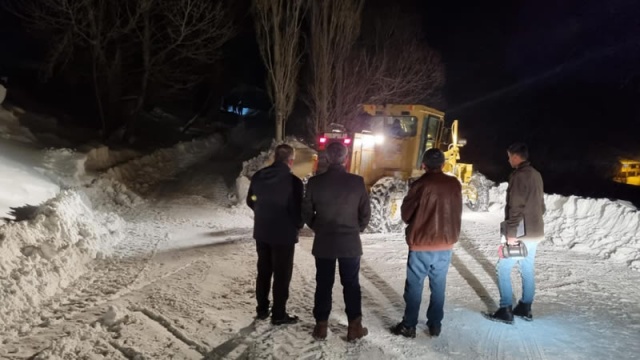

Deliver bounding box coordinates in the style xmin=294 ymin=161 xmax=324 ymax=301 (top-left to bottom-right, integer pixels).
xmin=391 ymin=148 xmax=462 ymax=338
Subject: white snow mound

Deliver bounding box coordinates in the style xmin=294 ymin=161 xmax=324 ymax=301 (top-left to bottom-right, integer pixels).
xmin=105 ymin=133 xmax=224 ymax=192
xmin=0 ymin=190 xmax=126 ymax=333
xmin=489 ymin=182 xmax=640 ymax=271
xmin=234 ymin=137 xmax=312 ymax=204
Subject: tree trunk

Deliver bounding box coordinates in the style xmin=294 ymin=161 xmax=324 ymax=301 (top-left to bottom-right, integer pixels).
xmin=275 ymin=112 xmax=284 ymax=141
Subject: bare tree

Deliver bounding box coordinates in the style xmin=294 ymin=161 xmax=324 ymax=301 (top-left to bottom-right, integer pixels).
xmin=7 ymin=0 xmax=137 ymax=133
xmin=330 ymin=8 xmax=446 ymax=132
xmin=126 ymin=0 xmax=235 ymax=139
xmin=307 ymin=0 xmax=364 ymax=135
xmin=7 ymin=0 xmax=234 ymax=139
xmin=252 ymin=0 xmax=307 ymax=141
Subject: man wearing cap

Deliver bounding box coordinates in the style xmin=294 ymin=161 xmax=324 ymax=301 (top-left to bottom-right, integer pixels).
xmin=390 ymin=148 xmax=462 ymax=338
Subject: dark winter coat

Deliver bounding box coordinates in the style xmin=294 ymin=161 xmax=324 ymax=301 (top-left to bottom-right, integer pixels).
xmin=505 ymin=161 xmax=545 ymax=240
xmin=401 ymin=169 xmax=462 ymax=251
xmin=302 ymin=164 xmax=371 ymax=258
xmin=247 ymin=161 xmax=304 ymax=245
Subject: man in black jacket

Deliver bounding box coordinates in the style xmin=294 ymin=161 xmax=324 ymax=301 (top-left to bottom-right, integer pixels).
xmin=247 ymin=144 xmax=304 ymax=325
xmin=302 ymin=142 xmax=371 ymax=341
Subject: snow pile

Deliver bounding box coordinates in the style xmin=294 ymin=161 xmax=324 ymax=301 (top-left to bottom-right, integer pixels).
xmin=488 ymin=182 xmax=640 ymax=271
xmin=84 ymin=145 xmax=141 ymax=172
xmin=0 ymin=106 xmax=37 ymax=144
xmin=105 ymin=133 xmax=224 ymax=192
xmin=0 ymin=190 xmax=126 ymax=333
xmin=544 ymin=194 xmax=640 ymax=270
xmin=234 ymin=137 xmax=312 ymax=204
xmin=41 ymin=148 xmax=90 ymax=186
xmin=0 ymin=153 xmax=60 ymax=220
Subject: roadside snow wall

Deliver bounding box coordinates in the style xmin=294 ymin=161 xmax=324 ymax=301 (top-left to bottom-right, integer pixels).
xmin=0 ymin=189 xmax=126 ymax=334
xmin=489 ymin=182 xmax=640 ymax=271
xmin=234 ymin=137 xmax=313 ymax=205
xmin=105 ymin=133 xmax=225 ymax=193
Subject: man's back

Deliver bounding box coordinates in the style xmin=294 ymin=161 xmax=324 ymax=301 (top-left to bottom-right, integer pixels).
xmin=401 ymin=171 xmax=462 ymax=251
xmin=505 ymin=162 xmax=545 ymax=239
xmin=303 ymin=164 xmax=370 ymax=258
xmin=248 ymin=162 xmax=303 ymax=244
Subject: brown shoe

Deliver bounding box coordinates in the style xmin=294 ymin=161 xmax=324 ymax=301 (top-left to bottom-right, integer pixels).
xmin=312 ymin=321 xmax=328 ymax=340
xmin=346 ymin=316 xmax=368 ymax=342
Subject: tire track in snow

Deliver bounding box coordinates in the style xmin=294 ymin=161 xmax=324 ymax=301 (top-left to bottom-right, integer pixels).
xmin=457 ymin=229 xmax=547 ymax=360
xmin=204 ymin=245 xmax=327 ymax=360
xmin=134 ymin=307 xmax=208 ymax=355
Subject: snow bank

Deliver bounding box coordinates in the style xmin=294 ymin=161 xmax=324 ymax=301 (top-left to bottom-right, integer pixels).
xmin=41 ymin=148 xmax=90 ymax=186
xmin=0 ymin=153 xmax=59 ymax=220
xmin=0 ymin=190 xmax=126 ymax=334
xmin=0 ymin=106 xmax=37 ymax=143
xmin=489 ymin=182 xmax=640 ymax=271
xmin=105 ymin=133 xmax=224 ymax=193
xmin=233 ymin=137 xmax=312 ymax=204
xmin=84 ymin=145 xmax=141 ymax=172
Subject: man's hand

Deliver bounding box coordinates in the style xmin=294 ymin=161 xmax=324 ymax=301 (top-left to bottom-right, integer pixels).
xmin=506 ymin=237 xmax=519 ymax=245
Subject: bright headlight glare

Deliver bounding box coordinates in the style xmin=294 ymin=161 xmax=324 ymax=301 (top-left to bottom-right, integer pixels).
xmin=374 ymin=134 xmax=385 ymax=145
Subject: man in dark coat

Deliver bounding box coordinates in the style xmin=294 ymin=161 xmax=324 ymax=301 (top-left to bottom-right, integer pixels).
xmin=485 ymin=142 xmax=545 ymax=324
xmin=302 ymin=142 xmax=371 ymax=341
xmin=247 ymin=144 xmax=304 ymax=325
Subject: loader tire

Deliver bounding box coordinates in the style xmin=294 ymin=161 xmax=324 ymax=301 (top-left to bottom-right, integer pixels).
xmin=367 ymin=177 xmax=408 ymax=233
xmin=467 ymin=173 xmax=492 ymax=212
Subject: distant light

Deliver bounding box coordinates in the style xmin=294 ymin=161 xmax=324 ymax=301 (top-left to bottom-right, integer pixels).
xmin=344 ymin=138 xmax=352 ymax=145
xmin=319 ymin=137 xmax=327 ymax=144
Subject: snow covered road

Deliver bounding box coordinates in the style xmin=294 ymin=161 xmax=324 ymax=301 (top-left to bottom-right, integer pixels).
xmin=3 ymin=200 xmax=639 ymax=359
xmin=1 ymin=111 xmax=639 ymax=358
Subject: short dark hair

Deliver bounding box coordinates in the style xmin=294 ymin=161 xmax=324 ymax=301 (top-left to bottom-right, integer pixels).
xmin=326 ymin=142 xmax=348 ymax=165
xmin=422 ymin=148 xmax=445 ymax=170
xmin=507 ymin=142 xmax=529 ymax=160
xmin=274 ymin=144 xmax=295 ymax=163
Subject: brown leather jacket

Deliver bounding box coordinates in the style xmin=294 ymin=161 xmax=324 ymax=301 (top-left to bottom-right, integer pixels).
xmin=401 ymin=170 xmax=462 ymax=251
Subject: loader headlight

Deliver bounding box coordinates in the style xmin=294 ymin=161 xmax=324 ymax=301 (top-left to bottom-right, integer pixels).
xmin=374 ymin=134 xmax=385 ymax=145
xmin=362 ymin=134 xmax=375 ymax=148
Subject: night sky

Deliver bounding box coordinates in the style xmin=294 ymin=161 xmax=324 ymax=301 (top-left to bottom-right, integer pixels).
xmin=1 ymin=0 xmax=639 ymax=202
xmin=422 ymin=0 xmax=640 ymax=202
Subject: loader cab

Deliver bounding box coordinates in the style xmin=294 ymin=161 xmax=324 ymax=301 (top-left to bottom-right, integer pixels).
xmin=613 ymin=159 xmax=640 ymax=186
xmin=351 ymin=105 xmax=447 ymax=187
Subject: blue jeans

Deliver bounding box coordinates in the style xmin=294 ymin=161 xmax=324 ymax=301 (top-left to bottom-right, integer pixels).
xmin=497 ymin=241 xmax=539 ymax=308
xmin=402 ymin=250 xmax=452 ymax=328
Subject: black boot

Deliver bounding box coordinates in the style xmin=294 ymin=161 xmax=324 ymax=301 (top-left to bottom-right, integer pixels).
xmin=513 ymin=301 xmax=532 ymax=321
xmin=428 ymin=325 xmax=441 ymax=337
xmin=390 ymin=322 xmax=416 ymax=338
xmin=271 ymin=313 xmax=299 ymax=326
xmin=483 ymin=306 xmax=514 ymax=324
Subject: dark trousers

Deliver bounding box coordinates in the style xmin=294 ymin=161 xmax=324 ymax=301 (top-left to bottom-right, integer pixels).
xmin=255 ymin=241 xmax=295 ymax=319
xmin=313 ymin=256 xmax=362 ymax=322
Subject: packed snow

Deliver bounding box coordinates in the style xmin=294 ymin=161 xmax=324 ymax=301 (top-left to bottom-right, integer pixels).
xmin=1 ymin=105 xmax=639 ymax=359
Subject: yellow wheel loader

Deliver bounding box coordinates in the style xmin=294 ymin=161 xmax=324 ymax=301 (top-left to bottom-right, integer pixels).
xmin=305 ymin=104 xmax=481 ymax=233
xmin=613 ymin=159 xmax=640 ymax=186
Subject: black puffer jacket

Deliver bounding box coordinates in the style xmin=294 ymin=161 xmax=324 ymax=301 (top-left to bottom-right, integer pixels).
xmin=247 ymin=161 xmax=304 ymax=244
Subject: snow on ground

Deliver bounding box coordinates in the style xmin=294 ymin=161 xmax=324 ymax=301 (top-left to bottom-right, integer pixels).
xmin=1 ymin=117 xmax=640 ymax=358
xmin=0 ymin=106 xmax=229 ymax=341
xmin=490 ymin=182 xmax=640 ymax=271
